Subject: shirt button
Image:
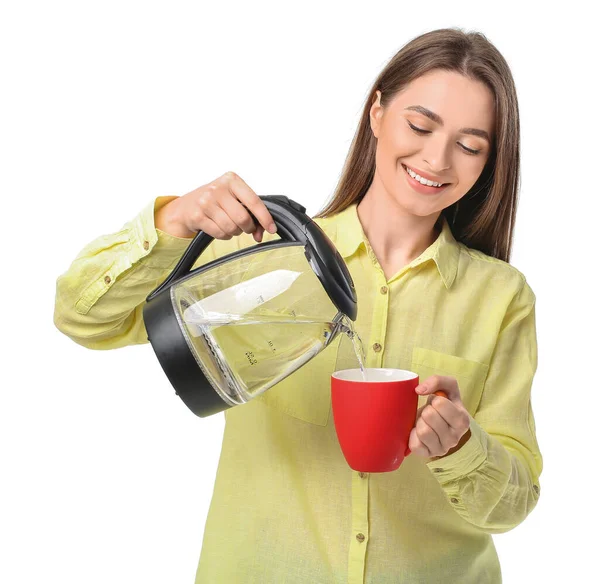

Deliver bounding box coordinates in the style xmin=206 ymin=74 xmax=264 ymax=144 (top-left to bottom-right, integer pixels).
xmin=432 ymin=467 xmax=444 ymax=473
xmin=450 ymin=497 xmax=459 ymax=504
xmin=356 ymin=533 xmax=365 ymax=543
xmin=373 ymin=343 xmax=382 ymax=352
xmin=104 ymin=275 xmax=111 ymax=285
xmin=533 ymin=484 xmax=540 ymax=494
xmin=143 ymin=240 xmax=150 ymax=251
xmin=380 ymin=285 xmax=388 ymax=295
xmin=358 ymin=472 xmax=368 ymax=479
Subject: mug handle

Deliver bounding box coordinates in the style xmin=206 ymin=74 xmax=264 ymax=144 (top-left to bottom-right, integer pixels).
xmin=404 ymin=390 xmax=449 ymax=456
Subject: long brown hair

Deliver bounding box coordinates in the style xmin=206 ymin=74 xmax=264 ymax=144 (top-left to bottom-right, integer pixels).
xmin=314 ymin=27 xmax=521 ymax=263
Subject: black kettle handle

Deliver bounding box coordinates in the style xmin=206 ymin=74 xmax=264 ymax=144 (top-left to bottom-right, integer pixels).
xmin=146 ymin=195 xmax=308 ymax=303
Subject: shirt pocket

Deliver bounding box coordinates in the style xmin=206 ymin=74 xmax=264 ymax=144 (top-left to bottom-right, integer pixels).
xmin=410 ymin=346 xmax=489 ymax=415
xmin=253 ymin=336 xmax=341 ymax=426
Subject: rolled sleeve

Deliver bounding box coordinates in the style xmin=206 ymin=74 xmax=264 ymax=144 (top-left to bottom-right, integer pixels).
xmin=54 ymin=196 xmax=193 ymax=348
xmin=426 ymin=416 xmax=487 ymax=481
xmin=132 ymin=195 xmax=194 ymax=269
xmin=425 ymin=279 xmax=543 ymax=534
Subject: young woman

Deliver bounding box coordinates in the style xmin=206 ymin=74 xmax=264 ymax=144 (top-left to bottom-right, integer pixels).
xmin=54 ymin=28 xmax=542 ymax=583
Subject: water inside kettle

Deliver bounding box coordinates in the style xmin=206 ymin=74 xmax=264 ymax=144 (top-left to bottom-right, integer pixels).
xmin=171 ymin=244 xmax=366 ymax=406
xmin=180 ymin=311 xmax=367 ymax=405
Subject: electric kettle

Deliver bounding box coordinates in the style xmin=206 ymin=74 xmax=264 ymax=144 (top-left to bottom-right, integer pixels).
xmin=143 ymin=195 xmax=357 ymax=418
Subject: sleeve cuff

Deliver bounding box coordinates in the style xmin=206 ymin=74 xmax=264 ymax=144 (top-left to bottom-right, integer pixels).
xmin=426 ymin=416 xmax=488 ymax=483
xmin=130 ymin=196 xmax=195 ymax=269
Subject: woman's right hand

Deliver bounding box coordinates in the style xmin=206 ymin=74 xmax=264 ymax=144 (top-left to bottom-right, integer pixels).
xmin=155 ymin=171 xmax=277 ymax=242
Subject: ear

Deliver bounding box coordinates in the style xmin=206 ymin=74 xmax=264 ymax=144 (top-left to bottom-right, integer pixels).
xmin=369 ymin=90 xmax=383 ymax=139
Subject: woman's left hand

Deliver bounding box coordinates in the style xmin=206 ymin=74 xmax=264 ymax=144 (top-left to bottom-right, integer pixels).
xmin=408 ymin=375 xmax=472 ymax=459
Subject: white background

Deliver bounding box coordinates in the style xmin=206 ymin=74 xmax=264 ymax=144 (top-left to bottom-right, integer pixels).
xmin=2 ymin=1 xmax=598 ymax=582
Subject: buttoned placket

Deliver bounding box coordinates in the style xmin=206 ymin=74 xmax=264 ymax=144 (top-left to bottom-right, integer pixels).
xmin=347 ymin=254 xmax=392 ymax=584
xmin=348 ymin=469 xmax=370 ymax=584
xmin=369 ymin=265 xmax=390 ymax=370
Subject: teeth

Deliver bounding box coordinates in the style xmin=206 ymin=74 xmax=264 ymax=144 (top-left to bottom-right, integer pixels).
xmin=405 ymin=165 xmax=444 ymax=187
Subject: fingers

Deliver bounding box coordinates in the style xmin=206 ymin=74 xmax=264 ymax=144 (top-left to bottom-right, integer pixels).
xmin=426 ymin=393 xmax=470 ymax=433
xmin=253 ymin=225 xmax=265 ymax=242
xmin=204 ymin=199 xmax=244 ymax=236
xmin=409 ymin=405 xmax=436 ymax=457
xmin=194 ymin=214 xmax=233 ymax=241
xmin=219 ymin=191 xmax=259 ymax=235
xmin=191 ymin=188 xmax=242 ymax=239
xmin=226 ymin=172 xmax=277 ymax=234
xmin=410 ymin=376 xmax=471 ymax=458
xmin=408 ymin=425 xmax=433 ymax=457
xmin=185 ymin=171 xmax=277 ymax=240
xmin=416 ymin=375 xmax=468 ymax=433
xmin=419 ymin=401 xmax=458 ymax=454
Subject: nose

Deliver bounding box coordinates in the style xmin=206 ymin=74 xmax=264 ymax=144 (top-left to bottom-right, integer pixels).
xmin=423 ymin=136 xmax=452 ymax=173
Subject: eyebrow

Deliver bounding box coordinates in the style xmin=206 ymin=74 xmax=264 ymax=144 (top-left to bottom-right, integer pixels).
xmin=404 ymin=105 xmax=491 ymax=143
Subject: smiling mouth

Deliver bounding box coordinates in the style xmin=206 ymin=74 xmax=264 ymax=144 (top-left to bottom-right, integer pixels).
xmin=401 ymin=164 xmax=450 ymax=187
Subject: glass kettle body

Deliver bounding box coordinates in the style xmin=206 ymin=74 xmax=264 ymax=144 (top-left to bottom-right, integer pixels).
xmin=143 ymin=196 xmax=357 ymax=418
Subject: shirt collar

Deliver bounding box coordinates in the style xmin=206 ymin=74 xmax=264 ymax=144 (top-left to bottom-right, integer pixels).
xmin=326 ymin=202 xmax=460 ymax=289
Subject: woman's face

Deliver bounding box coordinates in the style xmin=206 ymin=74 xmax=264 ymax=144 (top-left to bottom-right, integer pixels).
xmin=369 ymin=69 xmax=495 ymax=217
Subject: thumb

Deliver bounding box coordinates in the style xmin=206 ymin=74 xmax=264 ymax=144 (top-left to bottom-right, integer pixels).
xmin=416 ymin=375 xmax=458 ymax=401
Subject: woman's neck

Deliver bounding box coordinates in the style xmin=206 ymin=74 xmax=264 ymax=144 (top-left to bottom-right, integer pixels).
xmin=357 ymin=187 xmax=441 ymax=279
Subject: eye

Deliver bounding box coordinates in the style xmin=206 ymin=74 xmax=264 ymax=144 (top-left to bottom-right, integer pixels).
xmin=407 ymin=121 xmax=482 ymax=156
xmin=407 ymin=121 xmax=429 ymax=135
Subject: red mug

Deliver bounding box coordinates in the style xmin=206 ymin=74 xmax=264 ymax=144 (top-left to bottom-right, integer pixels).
xmin=332 ymin=368 xmax=444 ymax=472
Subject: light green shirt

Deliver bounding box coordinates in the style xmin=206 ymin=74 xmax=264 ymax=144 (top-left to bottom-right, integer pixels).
xmin=54 ymin=196 xmax=543 ymax=583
